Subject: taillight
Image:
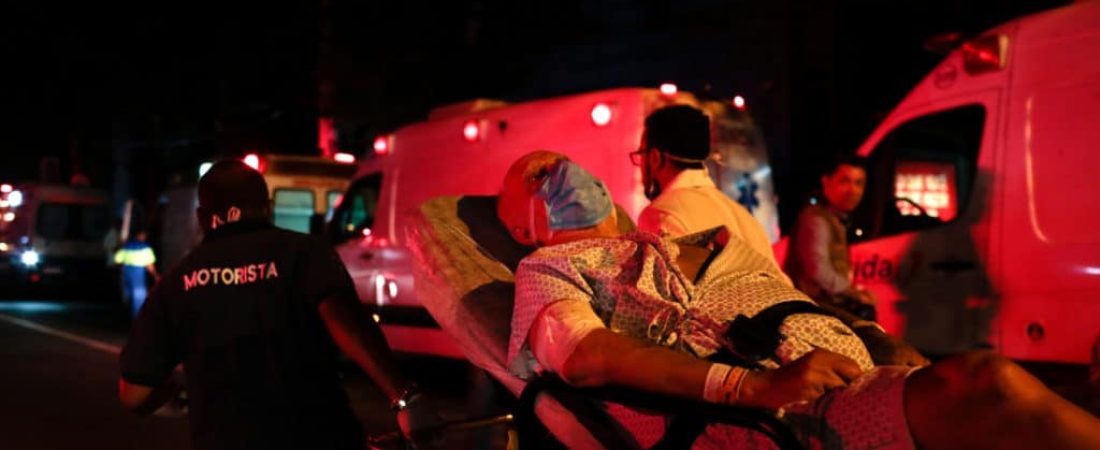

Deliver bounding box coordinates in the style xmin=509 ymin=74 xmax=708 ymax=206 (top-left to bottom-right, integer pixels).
xmin=0 ymin=184 xmax=10 ymax=193
xmin=961 ymin=34 xmax=1006 ymax=75
xmin=659 ymin=83 xmax=678 ymax=97
xmin=334 ymin=152 xmax=356 ymax=164
xmin=591 ymin=103 xmax=612 ymax=126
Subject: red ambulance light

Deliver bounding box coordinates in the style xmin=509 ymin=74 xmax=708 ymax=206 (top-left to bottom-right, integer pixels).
xmin=961 ymin=34 xmax=1006 ymax=75
xmin=463 ymin=120 xmax=480 ymax=142
xmin=0 ymin=184 xmax=10 ymax=193
xmin=334 ymin=152 xmax=356 ymax=164
xmin=242 ymin=154 xmax=262 ymax=171
xmin=373 ymin=136 xmax=391 ymax=155
xmin=659 ymin=83 xmax=678 ymax=97
xmin=591 ymin=103 xmax=613 ymax=126
xmin=732 ymin=95 xmax=746 ymax=110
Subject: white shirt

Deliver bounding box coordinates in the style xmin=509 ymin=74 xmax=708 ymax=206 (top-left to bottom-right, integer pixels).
xmin=637 ymin=169 xmax=781 ymax=269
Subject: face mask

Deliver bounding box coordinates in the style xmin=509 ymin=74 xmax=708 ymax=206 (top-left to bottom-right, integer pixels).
xmin=530 ymin=160 xmax=613 ymax=241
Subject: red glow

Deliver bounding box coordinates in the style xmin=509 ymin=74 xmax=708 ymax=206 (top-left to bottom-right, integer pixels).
xmin=591 ymin=103 xmax=612 ymax=126
xmin=373 ymin=136 xmax=390 ymax=155
xmin=334 ymin=152 xmax=356 ymax=164
xmin=0 ymin=184 xmax=10 ymax=193
xmin=659 ymin=83 xmax=678 ymax=97
xmin=463 ymin=120 xmax=480 ymax=142
xmin=732 ymin=95 xmax=746 ymax=110
xmin=30 ymin=274 xmax=40 ymax=283
xmin=318 ymin=117 xmax=335 ymax=158
xmin=242 ymin=154 xmax=262 ymax=172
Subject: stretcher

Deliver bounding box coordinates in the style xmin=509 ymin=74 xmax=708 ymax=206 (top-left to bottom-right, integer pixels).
xmin=402 ymin=195 xmax=800 ymax=449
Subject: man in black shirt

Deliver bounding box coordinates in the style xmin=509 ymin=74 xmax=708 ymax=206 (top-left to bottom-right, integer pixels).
xmin=119 ymin=160 xmax=426 ymax=449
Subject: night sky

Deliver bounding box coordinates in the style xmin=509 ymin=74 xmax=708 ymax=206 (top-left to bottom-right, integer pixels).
xmin=0 ymin=0 xmax=1066 ymax=227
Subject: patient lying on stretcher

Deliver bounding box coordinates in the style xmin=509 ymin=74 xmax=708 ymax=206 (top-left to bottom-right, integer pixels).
xmin=496 ymin=150 xmax=1100 ymax=450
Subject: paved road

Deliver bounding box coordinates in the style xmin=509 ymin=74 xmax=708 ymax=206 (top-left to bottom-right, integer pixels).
xmin=0 ymin=299 xmax=512 ymax=450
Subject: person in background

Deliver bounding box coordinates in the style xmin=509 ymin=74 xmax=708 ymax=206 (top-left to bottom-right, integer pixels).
xmin=634 ymin=105 xmax=778 ymax=267
xmin=118 ymin=160 xmax=433 ymax=450
xmin=114 ymin=229 xmax=159 ymax=318
xmin=785 ymin=155 xmax=877 ymax=320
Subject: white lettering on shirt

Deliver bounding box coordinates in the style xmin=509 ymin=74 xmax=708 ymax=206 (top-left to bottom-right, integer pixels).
xmin=182 ymin=262 xmax=281 ymax=292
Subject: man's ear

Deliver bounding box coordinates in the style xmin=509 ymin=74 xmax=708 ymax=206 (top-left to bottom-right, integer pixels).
xmin=648 ymin=148 xmax=665 ymax=168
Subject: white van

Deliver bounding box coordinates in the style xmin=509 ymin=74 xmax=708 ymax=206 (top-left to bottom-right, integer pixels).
xmin=775 ymin=2 xmax=1100 ymax=365
xmin=330 ymin=86 xmax=778 ymax=357
xmin=0 ymin=183 xmax=112 ymax=289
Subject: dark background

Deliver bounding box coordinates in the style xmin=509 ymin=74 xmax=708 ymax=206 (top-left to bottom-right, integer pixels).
xmin=0 ymin=0 xmax=1066 ymax=230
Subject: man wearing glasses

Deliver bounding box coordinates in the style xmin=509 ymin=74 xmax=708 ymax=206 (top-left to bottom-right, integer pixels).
xmin=632 ymin=105 xmax=779 ymax=266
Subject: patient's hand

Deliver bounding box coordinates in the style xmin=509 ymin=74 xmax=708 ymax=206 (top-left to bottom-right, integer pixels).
xmin=738 ymin=349 xmax=863 ymax=410
xmin=856 ymin=326 xmax=930 ymax=367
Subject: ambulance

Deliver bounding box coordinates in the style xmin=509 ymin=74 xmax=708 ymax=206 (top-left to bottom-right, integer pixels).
xmin=0 ymin=183 xmax=112 ymax=291
xmin=778 ymin=1 xmax=1100 ymax=365
xmin=329 ymin=86 xmax=777 ymax=358
xmin=160 ymin=153 xmax=357 ymax=268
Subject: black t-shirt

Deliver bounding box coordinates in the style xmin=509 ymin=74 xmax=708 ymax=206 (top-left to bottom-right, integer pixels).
xmin=121 ymin=222 xmax=363 ymax=450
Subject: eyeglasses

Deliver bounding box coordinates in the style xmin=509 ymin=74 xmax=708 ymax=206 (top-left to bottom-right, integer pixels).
xmin=629 ymin=148 xmax=648 ymax=166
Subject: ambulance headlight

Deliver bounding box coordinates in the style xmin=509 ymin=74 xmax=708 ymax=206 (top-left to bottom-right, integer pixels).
xmin=7 ymin=190 xmax=22 ymax=208
xmin=21 ymin=250 xmax=39 ymax=267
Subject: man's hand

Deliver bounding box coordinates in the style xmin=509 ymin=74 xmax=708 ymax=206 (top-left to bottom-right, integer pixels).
xmin=855 ymin=326 xmax=930 ymax=367
xmin=737 ymin=349 xmax=864 ymax=409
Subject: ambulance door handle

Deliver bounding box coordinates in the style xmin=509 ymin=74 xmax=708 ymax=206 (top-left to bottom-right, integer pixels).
xmin=930 ymin=260 xmax=976 ymax=273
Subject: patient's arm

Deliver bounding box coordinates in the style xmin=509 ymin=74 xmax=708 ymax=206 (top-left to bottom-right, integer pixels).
xmin=814 ymin=301 xmax=929 ymax=367
xmin=530 ymin=300 xmax=865 ymax=409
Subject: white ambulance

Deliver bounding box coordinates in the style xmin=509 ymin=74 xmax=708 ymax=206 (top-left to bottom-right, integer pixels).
xmin=779 ymin=1 xmax=1100 ymax=365
xmin=330 ymin=86 xmax=778 ymax=358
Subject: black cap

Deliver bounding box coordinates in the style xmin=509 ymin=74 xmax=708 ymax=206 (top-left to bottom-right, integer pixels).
xmin=198 ymin=160 xmax=270 ymax=215
xmin=643 ymin=105 xmax=711 ymax=161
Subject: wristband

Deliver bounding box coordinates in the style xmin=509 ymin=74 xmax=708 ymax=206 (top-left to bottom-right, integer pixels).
xmin=703 ymin=363 xmax=734 ymax=403
xmin=703 ymin=363 xmax=748 ymax=405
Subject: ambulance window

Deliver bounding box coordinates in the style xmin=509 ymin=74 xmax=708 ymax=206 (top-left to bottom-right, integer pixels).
xmin=273 ymin=189 xmax=315 ymax=234
xmin=36 ymin=203 xmax=110 ymax=240
xmin=325 ymin=190 xmax=342 ymax=221
xmin=853 ymin=105 xmax=984 ymax=241
xmin=330 ymin=174 xmax=382 ymax=243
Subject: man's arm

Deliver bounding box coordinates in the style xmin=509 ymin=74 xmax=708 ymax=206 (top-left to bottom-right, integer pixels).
xmin=317 ymin=296 xmax=436 ymax=436
xmin=318 ymin=296 xmax=406 ymax=401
